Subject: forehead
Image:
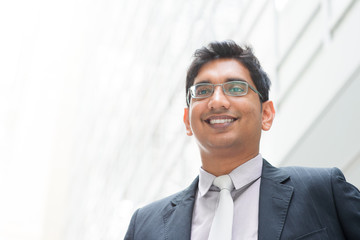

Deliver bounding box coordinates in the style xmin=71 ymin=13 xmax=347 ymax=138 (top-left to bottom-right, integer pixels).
xmin=194 ymin=58 xmax=253 ymax=85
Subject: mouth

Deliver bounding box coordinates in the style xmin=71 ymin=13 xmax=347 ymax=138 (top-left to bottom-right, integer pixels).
xmin=205 ymin=115 xmax=238 ymax=125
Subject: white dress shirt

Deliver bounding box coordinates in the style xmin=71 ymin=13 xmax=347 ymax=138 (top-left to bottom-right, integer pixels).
xmin=191 ymin=154 xmax=263 ymax=240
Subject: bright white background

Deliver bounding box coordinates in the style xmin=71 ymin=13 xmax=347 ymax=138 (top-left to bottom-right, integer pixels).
xmin=1 ymin=0 xmax=359 ymax=239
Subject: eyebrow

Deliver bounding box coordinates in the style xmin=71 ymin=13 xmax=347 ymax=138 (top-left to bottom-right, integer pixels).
xmin=194 ymin=78 xmax=247 ymax=84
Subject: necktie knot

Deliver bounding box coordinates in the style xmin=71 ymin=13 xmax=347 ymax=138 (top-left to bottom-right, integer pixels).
xmin=213 ymin=175 xmax=234 ymax=191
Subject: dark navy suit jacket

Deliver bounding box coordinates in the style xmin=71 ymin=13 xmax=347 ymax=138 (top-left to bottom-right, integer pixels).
xmin=125 ymin=160 xmax=360 ymax=239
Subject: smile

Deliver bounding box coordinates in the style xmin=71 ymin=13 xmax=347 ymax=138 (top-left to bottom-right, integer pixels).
xmin=209 ymin=118 xmax=235 ymax=124
xmin=205 ymin=115 xmax=238 ymax=125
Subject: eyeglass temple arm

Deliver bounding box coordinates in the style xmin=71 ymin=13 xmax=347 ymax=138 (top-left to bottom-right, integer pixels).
xmin=186 ymin=90 xmax=191 ymax=106
xmin=248 ymin=85 xmax=263 ymax=100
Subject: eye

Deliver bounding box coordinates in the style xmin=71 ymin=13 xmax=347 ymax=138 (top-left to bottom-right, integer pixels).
xmin=229 ymin=86 xmax=245 ymax=93
xmin=196 ymin=86 xmax=212 ymax=96
xmin=228 ymin=83 xmax=245 ymax=93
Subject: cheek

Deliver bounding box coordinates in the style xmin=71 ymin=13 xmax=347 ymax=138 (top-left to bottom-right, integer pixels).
xmin=189 ymin=101 xmax=205 ymax=123
xmin=234 ymin=97 xmax=256 ymax=112
xmin=235 ymin=100 xmax=262 ymax=123
xmin=248 ymin=108 xmax=263 ymax=128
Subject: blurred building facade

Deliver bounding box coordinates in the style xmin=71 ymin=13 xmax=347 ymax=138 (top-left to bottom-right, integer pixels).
xmin=1 ymin=0 xmax=359 ymax=239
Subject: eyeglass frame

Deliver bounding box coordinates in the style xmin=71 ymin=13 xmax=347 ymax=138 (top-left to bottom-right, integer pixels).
xmin=187 ymin=80 xmax=263 ymax=105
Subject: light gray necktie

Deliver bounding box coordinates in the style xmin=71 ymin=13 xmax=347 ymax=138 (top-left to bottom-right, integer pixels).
xmin=208 ymin=175 xmax=234 ymax=240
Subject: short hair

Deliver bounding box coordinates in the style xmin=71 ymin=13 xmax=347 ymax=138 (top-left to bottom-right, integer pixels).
xmin=185 ymin=40 xmax=271 ymax=106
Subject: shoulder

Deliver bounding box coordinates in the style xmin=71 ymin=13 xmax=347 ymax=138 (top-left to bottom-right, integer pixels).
xmin=275 ymin=164 xmax=360 ymax=200
xmin=136 ymin=191 xmax=183 ymax=217
xmin=279 ymin=165 xmax=343 ymax=190
xmin=279 ymin=165 xmax=352 ymax=186
xmin=124 ymin=194 xmax=179 ymax=240
xmin=262 ymin=159 xmax=348 ymax=193
xmin=136 ymin=176 xmax=198 ymax=217
xmin=124 ymin=177 xmax=199 ymax=239
xmin=279 ymin=165 xmax=360 ymax=239
xmin=262 ymin=159 xmax=337 ymax=185
xmin=281 ymin=165 xmax=334 ymax=180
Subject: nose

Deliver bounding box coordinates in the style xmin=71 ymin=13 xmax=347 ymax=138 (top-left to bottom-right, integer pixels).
xmin=208 ymin=85 xmax=231 ymax=109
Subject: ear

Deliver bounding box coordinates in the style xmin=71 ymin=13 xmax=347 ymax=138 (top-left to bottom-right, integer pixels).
xmin=261 ymin=101 xmax=275 ymax=131
xmin=183 ymin=108 xmax=193 ymax=136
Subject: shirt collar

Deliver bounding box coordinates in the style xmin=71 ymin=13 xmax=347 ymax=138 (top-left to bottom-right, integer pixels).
xmin=198 ymin=167 xmax=216 ymax=197
xmin=229 ymin=153 xmax=263 ymax=190
xmin=198 ymin=154 xmax=263 ymax=197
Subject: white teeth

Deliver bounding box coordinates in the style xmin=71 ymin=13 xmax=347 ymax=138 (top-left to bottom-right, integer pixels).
xmin=209 ymin=118 xmax=235 ymax=124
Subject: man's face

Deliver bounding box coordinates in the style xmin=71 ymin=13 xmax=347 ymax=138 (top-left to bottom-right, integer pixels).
xmin=183 ymin=58 xmax=274 ymax=154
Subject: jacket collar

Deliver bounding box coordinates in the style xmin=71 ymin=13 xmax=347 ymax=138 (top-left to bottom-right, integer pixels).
xmin=161 ymin=159 xmax=294 ymax=240
xmin=162 ymin=177 xmax=198 ymax=240
xmin=258 ymin=159 xmax=293 ymax=240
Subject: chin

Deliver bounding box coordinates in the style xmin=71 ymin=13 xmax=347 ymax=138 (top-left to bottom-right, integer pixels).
xmin=205 ymin=139 xmax=240 ymax=150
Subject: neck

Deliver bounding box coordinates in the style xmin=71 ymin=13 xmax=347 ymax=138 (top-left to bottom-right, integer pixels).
xmin=200 ymin=148 xmax=259 ymax=176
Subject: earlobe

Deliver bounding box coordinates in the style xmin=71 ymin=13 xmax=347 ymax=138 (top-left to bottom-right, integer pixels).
xmin=261 ymin=101 xmax=275 ymax=131
xmin=183 ymin=108 xmax=193 ymax=136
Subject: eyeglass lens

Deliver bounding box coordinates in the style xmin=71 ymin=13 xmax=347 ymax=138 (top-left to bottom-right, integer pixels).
xmin=192 ymin=81 xmax=248 ymax=98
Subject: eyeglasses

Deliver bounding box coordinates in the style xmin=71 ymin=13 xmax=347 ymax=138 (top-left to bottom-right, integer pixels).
xmin=187 ymin=80 xmax=263 ymax=105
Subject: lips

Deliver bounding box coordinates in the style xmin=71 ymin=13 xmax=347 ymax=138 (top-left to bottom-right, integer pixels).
xmin=205 ymin=115 xmax=238 ymax=125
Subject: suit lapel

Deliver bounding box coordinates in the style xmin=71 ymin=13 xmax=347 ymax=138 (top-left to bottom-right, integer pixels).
xmin=160 ymin=161 xmax=293 ymax=240
xmin=258 ymin=160 xmax=294 ymax=240
xmin=162 ymin=177 xmax=198 ymax=240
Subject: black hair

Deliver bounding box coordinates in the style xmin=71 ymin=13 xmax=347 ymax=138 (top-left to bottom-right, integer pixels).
xmin=185 ymin=40 xmax=271 ymax=106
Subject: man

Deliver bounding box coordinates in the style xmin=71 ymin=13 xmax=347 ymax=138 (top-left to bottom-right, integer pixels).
xmin=125 ymin=40 xmax=360 ymax=239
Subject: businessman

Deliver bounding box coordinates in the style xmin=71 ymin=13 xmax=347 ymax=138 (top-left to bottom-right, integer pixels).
xmin=125 ymin=40 xmax=360 ymax=239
